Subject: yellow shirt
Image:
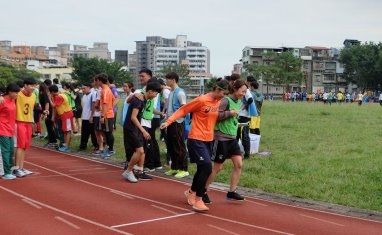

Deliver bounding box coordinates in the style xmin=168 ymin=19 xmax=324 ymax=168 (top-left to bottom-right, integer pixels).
xmin=55 ymin=94 xmax=72 ymax=116
xmin=16 ymin=90 xmax=36 ymax=122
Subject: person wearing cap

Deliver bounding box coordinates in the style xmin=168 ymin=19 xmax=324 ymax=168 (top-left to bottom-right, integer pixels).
xmin=14 ymin=77 xmax=38 ymax=177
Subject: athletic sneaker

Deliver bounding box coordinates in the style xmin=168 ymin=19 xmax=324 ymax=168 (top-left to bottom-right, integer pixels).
xmin=91 ymin=149 xmax=101 ymax=155
xmin=174 ymin=170 xmax=189 ymax=178
xmin=227 ymin=191 xmax=245 ymax=201
xmin=22 ymin=168 xmax=33 ymax=175
xmin=58 ymin=146 xmax=70 ymax=152
xmin=108 ymin=150 xmax=116 ymax=155
xmin=155 ymin=166 xmax=163 ymax=170
xmin=136 ymin=172 xmax=153 ymax=181
xmin=122 ymin=171 xmax=138 ymax=183
xmin=184 ymin=190 xmax=196 ymax=206
xmin=2 ymin=174 xmax=16 ymax=180
xmin=143 ymin=167 xmax=155 ymax=172
xmin=202 ymin=192 xmax=212 ymax=204
xmin=165 ymin=169 xmax=179 ymax=175
xmin=13 ymin=169 xmax=26 ymax=178
xmin=193 ymin=199 xmax=209 ymax=212
xmin=100 ymin=150 xmax=111 ymax=159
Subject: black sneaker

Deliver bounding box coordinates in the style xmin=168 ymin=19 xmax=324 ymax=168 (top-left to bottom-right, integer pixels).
xmin=202 ymin=192 xmax=212 ymax=204
xmin=227 ymin=191 xmax=245 ymax=201
xmin=137 ymin=172 xmax=153 ymax=181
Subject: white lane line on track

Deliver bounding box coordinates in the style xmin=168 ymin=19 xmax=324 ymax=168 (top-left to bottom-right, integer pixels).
xmin=245 ymin=199 xmax=268 ymax=207
xmin=57 ymin=164 xmax=101 ymax=169
xmin=203 ymin=214 xmax=295 ymax=235
xmin=28 ymin=170 xmax=121 ymax=179
xmin=0 ymin=186 xmax=132 ymax=235
xmin=30 ymin=146 xmax=382 ymax=226
xmin=26 ymin=160 xmax=287 ymax=233
xmin=25 ymin=161 xmax=192 ymax=212
xmin=151 ymin=205 xmax=180 ymax=215
xmin=43 ymin=160 xmax=80 ymax=163
xmin=22 ymin=198 xmax=42 ymax=209
xmin=55 ymin=216 xmax=80 ymax=229
xmin=109 ymin=190 xmax=135 ymax=199
xmin=68 ymin=167 xmax=107 ymax=172
xmin=299 ymin=214 xmax=345 ymax=226
xmin=207 ymin=224 xmax=240 ymax=235
xmin=111 ymin=212 xmax=195 ymax=228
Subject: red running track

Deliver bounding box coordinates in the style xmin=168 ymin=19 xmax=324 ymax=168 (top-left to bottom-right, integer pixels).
xmin=0 ymin=146 xmax=381 ymax=235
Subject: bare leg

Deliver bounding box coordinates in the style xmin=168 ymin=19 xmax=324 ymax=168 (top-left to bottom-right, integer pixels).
xmin=229 ymin=155 xmax=243 ymax=191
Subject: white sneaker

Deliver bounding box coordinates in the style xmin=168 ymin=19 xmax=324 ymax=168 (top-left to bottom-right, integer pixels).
xmin=22 ymin=168 xmax=33 ymax=175
xmin=122 ymin=171 xmax=138 ymax=183
xmin=13 ymin=169 xmax=26 ymax=178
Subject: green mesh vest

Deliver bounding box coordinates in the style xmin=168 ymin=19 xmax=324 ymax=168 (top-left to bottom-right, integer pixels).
xmin=141 ymin=88 xmax=154 ymax=120
xmin=214 ymin=96 xmax=241 ymax=136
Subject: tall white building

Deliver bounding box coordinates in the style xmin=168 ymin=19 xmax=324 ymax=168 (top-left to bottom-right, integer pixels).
xmin=153 ymin=38 xmax=210 ymax=96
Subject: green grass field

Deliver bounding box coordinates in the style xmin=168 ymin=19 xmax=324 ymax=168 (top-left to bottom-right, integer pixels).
xmin=36 ymin=100 xmax=382 ymax=213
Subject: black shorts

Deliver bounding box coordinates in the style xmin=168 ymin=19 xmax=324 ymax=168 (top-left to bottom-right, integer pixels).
xmin=187 ymin=139 xmax=213 ymax=164
xmin=73 ymin=108 xmax=82 ymax=119
xmin=101 ymin=117 xmax=114 ymax=132
xmin=212 ymin=139 xmax=241 ymax=163
xmin=93 ymin=117 xmax=101 ymax=131
xmin=124 ymin=129 xmax=144 ymax=150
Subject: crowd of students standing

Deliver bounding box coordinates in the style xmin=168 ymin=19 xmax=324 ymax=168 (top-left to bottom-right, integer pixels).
xmin=0 ymin=70 xmax=264 ymax=213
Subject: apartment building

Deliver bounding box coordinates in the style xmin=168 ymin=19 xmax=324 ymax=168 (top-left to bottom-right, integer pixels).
xmin=115 ymin=50 xmax=129 ymax=66
xmin=135 ymin=35 xmax=210 ymax=96
xmin=241 ymin=45 xmax=346 ymax=95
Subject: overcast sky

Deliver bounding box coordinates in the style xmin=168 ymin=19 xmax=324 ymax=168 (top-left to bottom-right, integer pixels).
xmin=1 ymin=0 xmax=381 ymax=77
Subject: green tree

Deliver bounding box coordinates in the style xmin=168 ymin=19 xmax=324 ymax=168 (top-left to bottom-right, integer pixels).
xmin=71 ymin=56 xmax=132 ymax=86
xmin=204 ymin=76 xmax=219 ymax=91
xmin=156 ymin=63 xmax=190 ymax=87
xmin=339 ymin=42 xmax=382 ymax=90
xmin=274 ymin=51 xmax=303 ymax=92
xmin=243 ymin=51 xmax=303 ymax=93
xmin=0 ymin=63 xmax=40 ymax=87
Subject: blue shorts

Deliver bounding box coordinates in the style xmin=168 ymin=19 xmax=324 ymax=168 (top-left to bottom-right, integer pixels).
xmin=187 ymin=139 xmax=213 ymax=164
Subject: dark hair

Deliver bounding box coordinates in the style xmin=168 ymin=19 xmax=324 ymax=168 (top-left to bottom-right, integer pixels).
xmin=214 ymin=79 xmax=230 ymax=91
xmin=108 ymin=76 xmax=114 ymax=84
xmin=94 ymin=73 xmax=108 ymax=84
xmin=5 ymin=83 xmax=21 ymax=94
xmin=48 ymin=85 xmax=59 ymax=93
xmin=63 ymin=82 xmax=74 ymax=91
xmin=125 ymin=82 xmax=134 ymax=92
xmin=230 ymin=73 xmax=241 ymax=81
xmin=139 ymin=68 xmax=153 ymax=77
xmin=39 ymin=82 xmax=48 ymax=95
xmin=247 ymin=76 xmax=256 ymax=82
xmin=146 ymin=81 xmax=161 ymax=93
xmin=24 ymin=77 xmax=37 ymax=85
xmin=53 ymin=78 xmax=59 ymax=84
xmin=82 ymin=82 xmax=92 ymax=88
xmin=251 ymin=81 xmax=259 ymax=89
xmin=229 ymin=79 xmax=248 ymax=93
xmin=157 ymin=78 xmax=166 ymax=85
xmin=165 ymin=72 xmax=179 ymax=83
xmin=16 ymin=80 xmax=24 ymax=88
xmin=44 ymin=79 xmax=52 ymax=86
